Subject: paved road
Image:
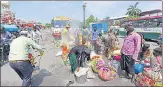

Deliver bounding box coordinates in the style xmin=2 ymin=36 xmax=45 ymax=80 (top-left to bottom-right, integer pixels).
xmin=1 ymin=29 xmax=159 ymax=86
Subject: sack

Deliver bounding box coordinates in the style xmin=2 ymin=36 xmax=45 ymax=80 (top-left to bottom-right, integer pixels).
xmin=98 ymin=66 xmax=112 ymax=81
xmin=91 ymin=58 xmax=104 ymax=73
xmin=98 ymin=65 xmax=117 ymax=81
xmin=87 ymin=68 xmax=95 ymax=79
xmin=136 ymin=73 xmax=155 ymax=86
xmin=143 ymin=68 xmax=162 ymax=82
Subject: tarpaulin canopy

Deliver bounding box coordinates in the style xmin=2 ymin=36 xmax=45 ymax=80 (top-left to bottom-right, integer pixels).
xmin=3 ymin=24 xmax=18 ymax=32
xmin=27 ymin=23 xmax=34 ymax=27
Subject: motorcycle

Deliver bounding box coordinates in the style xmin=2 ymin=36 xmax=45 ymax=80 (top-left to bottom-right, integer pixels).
xmin=0 ymin=41 xmax=11 ymax=66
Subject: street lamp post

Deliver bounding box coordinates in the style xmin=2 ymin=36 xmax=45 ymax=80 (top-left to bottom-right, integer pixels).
xmin=83 ymin=3 xmax=86 ymax=29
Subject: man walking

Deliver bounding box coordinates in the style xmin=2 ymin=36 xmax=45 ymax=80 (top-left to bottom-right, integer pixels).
xmin=8 ymin=31 xmax=44 ymax=86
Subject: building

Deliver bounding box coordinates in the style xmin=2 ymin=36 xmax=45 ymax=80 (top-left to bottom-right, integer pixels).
xmin=109 ymin=15 xmax=128 ymax=26
xmin=1 ymin=1 xmax=16 ymax=24
xmin=139 ymin=9 xmax=162 ymax=18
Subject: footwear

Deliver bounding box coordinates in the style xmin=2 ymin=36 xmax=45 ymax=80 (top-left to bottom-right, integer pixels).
xmin=66 ymin=80 xmax=74 ymax=86
xmin=126 ymin=73 xmax=132 ymax=79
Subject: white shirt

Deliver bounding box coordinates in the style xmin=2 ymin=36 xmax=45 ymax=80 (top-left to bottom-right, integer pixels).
xmin=32 ymin=30 xmax=41 ymax=40
xmin=9 ymin=36 xmax=42 ymax=61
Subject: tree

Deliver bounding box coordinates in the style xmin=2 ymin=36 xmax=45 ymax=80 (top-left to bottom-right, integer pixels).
xmin=45 ymin=23 xmax=51 ymax=28
xmin=85 ymin=15 xmax=97 ymax=28
xmin=126 ymin=2 xmax=141 ymax=17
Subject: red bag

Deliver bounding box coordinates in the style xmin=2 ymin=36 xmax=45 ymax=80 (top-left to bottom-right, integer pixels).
xmin=98 ymin=66 xmax=112 ymax=81
xmin=113 ymin=55 xmax=121 ymax=61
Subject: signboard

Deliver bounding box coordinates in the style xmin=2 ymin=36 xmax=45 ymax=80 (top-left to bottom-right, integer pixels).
xmin=135 ymin=28 xmax=162 ymax=33
xmin=54 ymin=16 xmax=71 ymax=20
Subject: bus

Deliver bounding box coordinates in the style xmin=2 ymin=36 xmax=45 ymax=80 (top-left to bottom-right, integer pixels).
xmin=51 ymin=16 xmax=71 ymax=39
xmin=119 ymin=15 xmax=162 ymax=40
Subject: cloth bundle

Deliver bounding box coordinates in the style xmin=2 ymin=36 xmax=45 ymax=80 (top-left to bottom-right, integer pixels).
xmin=98 ymin=65 xmax=117 ymax=81
xmin=91 ymin=58 xmax=105 ymax=73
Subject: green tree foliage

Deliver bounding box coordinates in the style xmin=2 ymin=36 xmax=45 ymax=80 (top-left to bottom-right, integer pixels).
xmin=45 ymin=23 xmax=51 ymax=28
xmin=85 ymin=15 xmax=99 ymax=28
xmin=126 ymin=2 xmax=141 ymax=17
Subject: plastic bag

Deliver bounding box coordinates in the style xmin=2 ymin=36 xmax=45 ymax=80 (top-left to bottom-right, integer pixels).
xmin=56 ymin=51 xmax=62 ymax=56
xmin=91 ymin=58 xmax=104 ymax=73
xmin=113 ymin=55 xmax=121 ymax=61
xmin=87 ymin=68 xmax=95 ymax=79
xmin=74 ymin=67 xmax=89 ymax=77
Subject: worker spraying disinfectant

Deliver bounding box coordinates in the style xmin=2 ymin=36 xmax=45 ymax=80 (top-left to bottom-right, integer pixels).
xmin=61 ymin=24 xmax=73 ymax=65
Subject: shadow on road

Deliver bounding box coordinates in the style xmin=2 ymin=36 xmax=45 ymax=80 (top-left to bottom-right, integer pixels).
xmin=31 ymin=69 xmax=52 ymax=86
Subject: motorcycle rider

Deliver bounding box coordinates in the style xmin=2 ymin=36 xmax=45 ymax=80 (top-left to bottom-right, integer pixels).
xmin=8 ymin=31 xmax=44 ymax=86
xmin=0 ymin=26 xmax=12 ymax=62
xmin=0 ymin=26 xmax=12 ymax=43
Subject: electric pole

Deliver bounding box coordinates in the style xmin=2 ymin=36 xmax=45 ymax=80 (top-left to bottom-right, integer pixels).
xmin=83 ymin=2 xmax=86 ymax=29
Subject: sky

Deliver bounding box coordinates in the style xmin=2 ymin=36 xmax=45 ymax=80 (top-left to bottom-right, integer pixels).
xmin=9 ymin=1 xmax=162 ymax=23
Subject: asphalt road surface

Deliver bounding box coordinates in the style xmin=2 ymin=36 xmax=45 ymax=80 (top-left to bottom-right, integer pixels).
xmin=1 ymin=29 xmax=159 ymax=86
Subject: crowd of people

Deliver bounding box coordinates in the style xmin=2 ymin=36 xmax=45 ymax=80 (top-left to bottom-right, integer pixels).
xmin=1 ymin=22 xmax=162 ymax=86
xmin=58 ymin=23 xmax=162 ymax=86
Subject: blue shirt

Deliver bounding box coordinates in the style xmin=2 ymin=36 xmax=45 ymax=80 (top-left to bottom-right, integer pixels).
xmin=92 ymin=31 xmax=99 ymax=40
xmin=1 ymin=31 xmax=12 ymax=44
